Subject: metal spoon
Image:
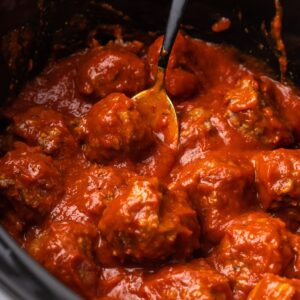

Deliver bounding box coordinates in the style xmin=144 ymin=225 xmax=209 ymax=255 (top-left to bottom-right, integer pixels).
xmin=133 ymin=0 xmax=188 ymax=151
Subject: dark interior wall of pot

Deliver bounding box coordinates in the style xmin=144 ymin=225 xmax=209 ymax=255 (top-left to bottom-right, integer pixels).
xmin=0 ymin=0 xmax=88 ymax=101
xmin=0 ymin=0 xmax=300 ymax=103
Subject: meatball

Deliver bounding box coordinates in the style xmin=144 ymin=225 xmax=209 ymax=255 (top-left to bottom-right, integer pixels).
xmin=259 ymin=75 xmax=300 ymax=142
xmin=209 ymin=212 xmax=294 ymax=299
xmin=178 ymin=107 xmax=224 ymax=164
xmin=76 ymin=93 xmax=154 ymax=162
xmin=253 ymin=149 xmax=300 ymax=209
xmin=10 ymin=106 xmax=76 ymax=155
xmin=26 ymin=221 xmax=99 ymax=298
xmin=141 ymin=259 xmax=233 ymax=300
xmin=248 ymin=274 xmax=300 ymax=300
xmin=172 ymin=154 xmax=255 ymax=243
xmin=51 ymin=165 xmax=126 ymax=223
xmin=0 ymin=143 xmax=62 ymax=220
xmin=224 ymin=76 xmax=293 ymax=149
xmin=11 ymin=53 xmax=92 ymax=118
xmin=77 ymin=47 xmax=147 ymax=99
xmin=99 ymin=177 xmax=200 ymax=262
xmin=147 ymin=33 xmax=199 ymax=98
xmin=97 ymin=260 xmax=233 ymax=300
xmin=98 ymin=267 xmax=145 ymax=299
xmin=284 ymin=232 xmax=300 ymax=279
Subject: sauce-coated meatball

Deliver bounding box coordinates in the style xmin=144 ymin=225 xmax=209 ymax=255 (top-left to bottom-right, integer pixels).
xmin=51 ymin=165 xmax=127 ymax=223
xmin=178 ymin=107 xmax=224 ymax=165
xmin=172 ymin=154 xmax=255 ymax=243
xmin=248 ymin=274 xmax=300 ymax=300
xmin=141 ymin=259 xmax=232 ymax=300
xmin=98 ymin=260 xmax=233 ymax=300
xmin=0 ymin=143 xmax=62 ymax=220
xmin=253 ymin=149 xmax=300 ymax=209
xmin=76 ymin=93 xmax=154 ymax=162
xmin=99 ymin=177 xmax=200 ymax=262
xmin=26 ymin=221 xmax=98 ymax=298
xmin=11 ymin=106 xmax=76 ymax=155
xmin=77 ymin=47 xmax=147 ymax=99
xmin=224 ymin=76 xmax=293 ymax=149
xmin=209 ymin=212 xmax=294 ymax=299
xmin=98 ymin=267 xmax=145 ymax=299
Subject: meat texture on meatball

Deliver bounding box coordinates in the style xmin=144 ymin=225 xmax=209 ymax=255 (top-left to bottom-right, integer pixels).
xmin=209 ymin=212 xmax=294 ymax=299
xmin=51 ymin=165 xmax=127 ymax=223
xmin=98 ymin=267 xmax=145 ymax=299
xmin=253 ymin=149 xmax=300 ymax=209
xmin=97 ymin=260 xmax=233 ymax=300
xmin=99 ymin=177 xmax=200 ymax=263
xmin=10 ymin=106 xmax=76 ymax=155
xmin=76 ymin=93 xmax=154 ymax=162
xmin=172 ymin=154 xmax=255 ymax=243
xmin=141 ymin=259 xmax=233 ymax=300
xmin=26 ymin=221 xmax=99 ymax=298
xmin=77 ymin=46 xmax=147 ymax=99
xmin=223 ymin=76 xmax=293 ymax=149
xmin=178 ymin=107 xmax=224 ymax=164
xmin=0 ymin=142 xmax=63 ymax=221
xmin=247 ymin=274 xmax=300 ymax=300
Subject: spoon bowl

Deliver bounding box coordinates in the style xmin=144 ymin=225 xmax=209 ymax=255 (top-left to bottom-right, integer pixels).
xmin=132 ymin=0 xmax=188 ymax=150
xmin=132 ymin=67 xmax=178 ymax=150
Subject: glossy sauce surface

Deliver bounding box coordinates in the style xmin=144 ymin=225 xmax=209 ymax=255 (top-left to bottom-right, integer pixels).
xmin=2 ymin=33 xmax=300 ymax=299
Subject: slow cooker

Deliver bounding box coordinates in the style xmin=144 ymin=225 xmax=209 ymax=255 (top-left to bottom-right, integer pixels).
xmin=0 ymin=0 xmax=300 ymax=299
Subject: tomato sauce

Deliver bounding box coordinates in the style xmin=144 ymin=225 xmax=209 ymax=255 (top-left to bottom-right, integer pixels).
xmin=1 ymin=31 xmax=300 ymax=299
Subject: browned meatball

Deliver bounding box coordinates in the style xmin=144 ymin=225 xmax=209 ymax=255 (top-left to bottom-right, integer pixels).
xmin=98 ymin=267 xmax=145 ymax=299
xmin=11 ymin=106 xmax=76 ymax=155
xmin=178 ymin=107 xmax=224 ymax=164
xmin=147 ymin=33 xmax=199 ymax=99
xmin=172 ymin=154 xmax=255 ymax=243
xmin=97 ymin=260 xmax=232 ymax=300
xmin=209 ymin=212 xmax=294 ymax=299
xmin=284 ymin=232 xmax=300 ymax=279
xmin=248 ymin=274 xmax=300 ymax=300
xmin=26 ymin=221 xmax=99 ymax=299
xmin=141 ymin=259 xmax=233 ymax=300
xmin=76 ymin=93 xmax=154 ymax=162
xmin=224 ymin=76 xmax=293 ymax=149
xmin=99 ymin=177 xmax=200 ymax=263
xmin=51 ymin=165 xmax=127 ymax=223
xmin=253 ymin=149 xmax=300 ymax=209
xmin=77 ymin=47 xmax=147 ymax=99
xmin=259 ymin=75 xmax=300 ymax=142
xmin=0 ymin=143 xmax=63 ymax=220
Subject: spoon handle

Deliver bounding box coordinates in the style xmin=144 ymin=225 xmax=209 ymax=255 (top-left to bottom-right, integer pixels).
xmin=158 ymin=0 xmax=189 ymax=69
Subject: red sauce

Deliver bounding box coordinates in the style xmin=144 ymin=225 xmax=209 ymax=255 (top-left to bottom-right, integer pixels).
xmin=212 ymin=17 xmax=231 ymax=33
xmin=1 ymin=32 xmax=300 ymax=299
xmin=271 ymin=0 xmax=288 ymax=82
